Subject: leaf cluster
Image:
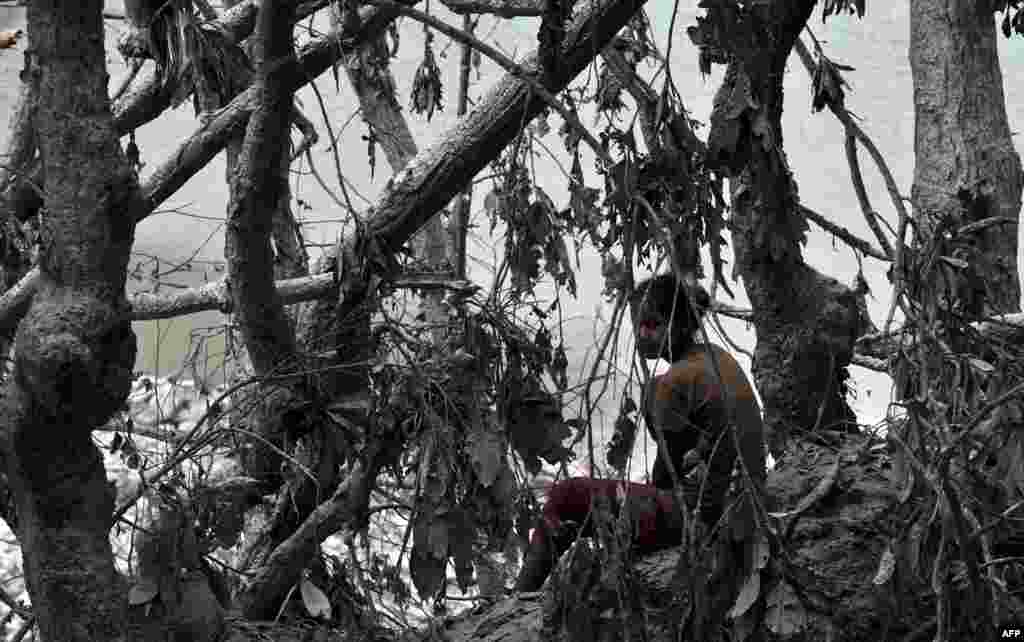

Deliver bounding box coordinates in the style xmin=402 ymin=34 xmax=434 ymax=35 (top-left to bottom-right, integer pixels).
xmin=995 ymin=1 xmax=1024 ymax=38
xmin=366 ymin=302 xmax=576 ymax=602
xmin=887 ymin=190 xmax=1024 ymax=632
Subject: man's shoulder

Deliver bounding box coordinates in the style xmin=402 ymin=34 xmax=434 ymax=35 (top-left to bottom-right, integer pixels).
xmin=657 ymin=345 xmax=752 ymax=398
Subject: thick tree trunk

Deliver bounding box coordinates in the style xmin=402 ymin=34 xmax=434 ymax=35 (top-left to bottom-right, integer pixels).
xmin=705 ymin=2 xmax=863 ymax=455
xmin=909 ymin=0 xmax=1022 ymax=315
xmin=2 ymin=2 xmax=140 ymax=640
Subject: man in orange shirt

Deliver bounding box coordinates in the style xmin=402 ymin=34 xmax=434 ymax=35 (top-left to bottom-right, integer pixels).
xmin=515 ymin=274 xmax=766 ymax=591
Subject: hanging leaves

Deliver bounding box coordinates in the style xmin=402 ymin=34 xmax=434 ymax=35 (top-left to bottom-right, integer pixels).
xmin=411 ymin=509 xmax=451 ymax=599
xmin=448 ymin=508 xmax=477 ymax=593
xmin=596 ymin=61 xmax=626 ymax=114
xmin=466 ymin=425 xmax=505 ymax=488
xmin=1001 ymin=4 xmax=1024 ymax=38
xmin=409 ymin=544 xmax=448 ymax=600
xmin=550 ymin=343 xmax=569 ymax=391
xmin=410 ymin=31 xmax=444 ymax=121
xmin=606 ymin=399 xmax=639 ymax=472
xmin=503 ymin=373 xmax=573 ymax=474
xmin=821 ymin=0 xmax=866 ymax=21
xmin=811 ymin=50 xmax=854 ymax=113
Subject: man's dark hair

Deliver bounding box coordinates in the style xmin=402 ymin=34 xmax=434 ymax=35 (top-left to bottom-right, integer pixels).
xmin=632 ymin=274 xmax=711 ymax=350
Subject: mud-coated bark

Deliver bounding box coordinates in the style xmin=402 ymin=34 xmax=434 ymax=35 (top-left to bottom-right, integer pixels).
xmin=222 ymin=0 xmax=306 ymax=506
xmin=705 ymin=2 xmax=863 ymax=454
xmin=1 ymin=2 xmax=141 ymax=640
xmin=909 ymin=0 xmax=1022 ymax=315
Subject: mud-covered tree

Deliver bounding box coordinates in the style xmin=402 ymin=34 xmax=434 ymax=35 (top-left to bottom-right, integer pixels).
xmin=1 ymin=0 xmax=1024 ymax=640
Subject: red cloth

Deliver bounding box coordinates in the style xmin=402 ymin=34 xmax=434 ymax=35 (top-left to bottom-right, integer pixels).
xmin=537 ymin=477 xmax=680 ymax=552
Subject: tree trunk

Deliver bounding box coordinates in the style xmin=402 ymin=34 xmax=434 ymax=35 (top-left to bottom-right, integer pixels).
xmin=909 ymin=0 xmax=1022 ymax=315
xmin=705 ymin=2 xmax=864 ymax=456
xmin=3 ymin=2 xmax=140 ymax=640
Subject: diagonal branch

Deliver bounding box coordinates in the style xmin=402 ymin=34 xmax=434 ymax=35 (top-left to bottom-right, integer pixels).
xmin=360 ymin=0 xmax=645 ymax=256
xmin=440 ymin=0 xmax=544 ymax=16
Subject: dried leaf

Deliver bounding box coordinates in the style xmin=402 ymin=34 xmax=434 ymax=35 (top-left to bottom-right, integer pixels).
xmin=300 ymin=578 xmax=332 ymax=619
xmin=873 ymin=546 xmax=896 ymax=585
xmin=729 ymin=571 xmax=761 ymax=619
xmin=969 ymin=358 xmax=995 ymax=374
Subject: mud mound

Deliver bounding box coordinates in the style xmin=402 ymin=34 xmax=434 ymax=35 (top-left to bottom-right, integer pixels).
xmin=422 ymin=433 xmax=932 ymax=642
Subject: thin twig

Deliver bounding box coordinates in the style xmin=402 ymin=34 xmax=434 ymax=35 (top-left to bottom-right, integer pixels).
xmin=800 ymin=205 xmax=888 ymax=261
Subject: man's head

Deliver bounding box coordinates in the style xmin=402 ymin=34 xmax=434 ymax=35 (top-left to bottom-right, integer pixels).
xmin=630 ymin=274 xmax=710 ymax=361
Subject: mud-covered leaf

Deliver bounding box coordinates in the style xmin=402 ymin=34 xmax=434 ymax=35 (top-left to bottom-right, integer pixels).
xmin=449 ymin=509 xmax=476 ymax=593
xmin=300 ymin=578 xmax=332 ymax=619
xmin=606 ymin=413 xmax=637 ymax=472
xmin=507 ymin=381 xmax=573 ymax=468
xmin=414 ymin=511 xmax=451 ymax=562
xmin=729 ymin=571 xmax=761 ymax=619
xmin=467 ymin=427 xmax=505 ymax=487
xmin=410 ymin=544 xmax=447 ymax=599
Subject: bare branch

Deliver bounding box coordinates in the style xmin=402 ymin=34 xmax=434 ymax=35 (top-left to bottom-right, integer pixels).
xmin=127 ymin=272 xmax=478 ymax=320
xmin=844 ymin=132 xmax=893 ymax=257
xmin=440 ymin=0 xmax=544 ymax=16
xmin=799 ymin=205 xmax=888 ymax=261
